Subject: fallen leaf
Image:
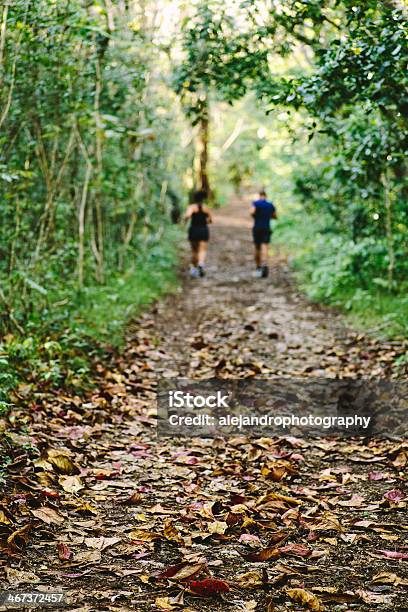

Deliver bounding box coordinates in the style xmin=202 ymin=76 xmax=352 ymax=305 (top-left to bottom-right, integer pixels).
xmin=123 ymin=492 xmax=142 ymax=505
xmin=84 ymin=536 xmax=121 ymax=550
xmin=59 ymin=475 xmax=84 ymax=493
xmin=49 ymin=455 xmax=79 ymax=475
xmin=0 ymin=510 xmax=11 ymax=525
xmin=155 ymin=595 xmax=184 ymax=610
xmin=377 ymin=549 xmax=408 ymax=560
xmin=57 ymin=542 xmax=73 ymax=560
xmin=356 ymin=590 xmax=393 ymax=604
xmin=31 ymin=507 xmax=64 ymax=525
xmin=72 ymin=502 xmax=98 ymax=515
xmin=73 ymin=549 xmax=101 ymax=564
xmin=338 ymin=494 xmax=365 ymax=508
xmin=163 ymin=519 xmax=184 ymax=544
xmin=189 ymin=578 xmax=230 ymax=596
xmin=371 ymin=571 xmax=408 ymax=586
xmin=384 ymin=488 xmax=406 ymax=502
xmin=368 ymin=471 xmax=387 ymax=481
xmin=157 ymin=562 xmax=206 ymax=581
xmin=280 ymin=543 xmax=311 ymax=557
xmin=129 ymin=529 xmax=162 ymax=542
xmin=208 ymin=520 xmax=228 ymax=535
xmin=242 ymin=547 xmax=280 ymax=562
xmin=7 ymin=524 xmax=31 ymax=551
xmin=235 ymin=571 xmax=263 ymax=589
xmin=308 ymin=512 xmax=343 ymax=533
xmin=6 ymin=567 xmax=40 ymax=587
xmin=239 ymin=534 xmax=261 ymax=545
xmin=287 ymin=588 xmax=325 ymax=611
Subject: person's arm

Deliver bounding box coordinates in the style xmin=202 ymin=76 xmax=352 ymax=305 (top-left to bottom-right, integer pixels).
xmin=250 ymin=202 xmax=256 ymax=217
xmin=204 ymin=207 xmax=213 ymax=224
xmin=184 ymin=205 xmax=193 ymax=221
xmin=271 ymin=204 xmax=277 ymax=219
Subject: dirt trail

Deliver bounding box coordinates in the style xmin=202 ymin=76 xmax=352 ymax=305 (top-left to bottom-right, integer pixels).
xmin=1 ymin=198 xmax=407 ymax=611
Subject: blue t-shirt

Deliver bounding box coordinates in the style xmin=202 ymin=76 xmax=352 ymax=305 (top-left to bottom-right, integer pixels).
xmin=252 ymin=199 xmax=276 ymax=229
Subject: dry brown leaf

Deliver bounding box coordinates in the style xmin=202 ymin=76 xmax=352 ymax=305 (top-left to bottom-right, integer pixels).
xmin=72 ymin=502 xmax=98 ymax=515
xmin=242 ymin=547 xmax=280 ymax=562
xmin=31 ymin=506 xmax=64 ymax=525
xmin=155 ymin=597 xmax=176 ymax=610
xmin=49 ymin=455 xmax=79 ymax=475
xmin=308 ymin=512 xmax=344 ymax=533
xmin=235 ymin=571 xmax=263 ymax=589
xmin=59 ymin=475 xmax=84 ymax=493
xmin=7 ymin=524 xmax=31 ymax=551
xmin=265 ymin=596 xmax=276 ymax=611
xmin=155 ymin=590 xmax=184 ymax=610
xmin=163 ymin=519 xmax=184 ymax=544
xmin=129 ymin=529 xmax=162 ymax=541
xmin=287 ymin=588 xmax=325 ymax=611
xmin=257 ymin=491 xmax=301 ymax=507
xmin=123 ymin=492 xmax=142 ymax=506
xmin=6 ymin=567 xmax=40 ymax=587
xmin=84 ymin=536 xmax=121 ymax=550
xmin=371 ymin=571 xmax=408 ymax=586
xmin=208 ymin=520 xmax=228 ymax=535
xmin=73 ymin=549 xmax=101 ymax=564
xmin=0 ymin=510 xmax=11 ymax=525
xmin=356 ymin=590 xmax=393 ymax=605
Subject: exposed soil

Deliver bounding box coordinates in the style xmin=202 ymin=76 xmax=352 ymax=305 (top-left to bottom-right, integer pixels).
xmin=1 ymin=198 xmax=407 ymax=611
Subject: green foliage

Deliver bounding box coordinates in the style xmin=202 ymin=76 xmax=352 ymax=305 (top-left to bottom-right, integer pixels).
xmin=0 ymin=225 xmax=181 ymax=412
xmin=276 ymin=214 xmax=408 ymax=338
xmin=0 ymin=0 xmax=188 ymax=337
xmin=0 ymin=1 xmax=188 ymax=407
xmin=178 ymin=0 xmax=407 ymax=318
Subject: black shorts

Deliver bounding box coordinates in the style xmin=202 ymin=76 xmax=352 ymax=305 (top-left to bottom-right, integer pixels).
xmin=188 ymin=226 xmax=209 ymax=242
xmin=252 ymin=227 xmax=271 ymax=245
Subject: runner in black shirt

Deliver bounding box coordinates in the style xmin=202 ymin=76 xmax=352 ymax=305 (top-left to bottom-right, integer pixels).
xmin=185 ymin=190 xmax=212 ymax=278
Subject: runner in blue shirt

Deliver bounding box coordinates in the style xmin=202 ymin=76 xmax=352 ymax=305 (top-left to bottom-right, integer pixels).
xmin=250 ymin=189 xmax=277 ymax=278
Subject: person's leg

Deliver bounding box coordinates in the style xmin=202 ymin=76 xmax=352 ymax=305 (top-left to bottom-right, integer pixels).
xmin=254 ymin=244 xmax=261 ymax=268
xmin=260 ymin=242 xmax=269 ymax=277
xmin=190 ymin=241 xmax=199 ymax=267
xmin=260 ymin=243 xmax=269 ymax=266
xmin=197 ymin=241 xmax=208 ymax=267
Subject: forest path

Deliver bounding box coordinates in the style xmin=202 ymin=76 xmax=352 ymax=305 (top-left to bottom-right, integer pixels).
xmin=3 ymin=198 xmax=407 ymax=611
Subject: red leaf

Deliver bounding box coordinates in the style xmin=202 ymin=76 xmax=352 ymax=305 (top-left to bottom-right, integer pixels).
xmin=280 ymin=543 xmax=311 ymax=558
xmin=157 ymin=562 xmax=205 ymax=581
xmin=368 ymin=471 xmax=386 ymax=481
xmin=41 ymin=489 xmax=60 ymax=499
xmin=384 ymin=489 xmax=406 ymax=502
xmin=378 ymin=549 xmax=408 ymax=560
xmin=157 ymin=562 xmax=188 ymax=579
xmin=189 ymin=578 xmax=230 ymax=596
xmin=57 ymin=542 xmax=72 ymax=561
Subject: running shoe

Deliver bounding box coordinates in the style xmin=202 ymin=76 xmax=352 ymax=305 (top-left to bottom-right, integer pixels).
xmin=198 ymin=265 xmax=205 ymax=277
xmin=261 ymin=265 xmax=269 ymax=278
xmin=190 ymin=266 xmax=199 ymax=278
xmin=255 ymin=267 xmax=263 ymax=278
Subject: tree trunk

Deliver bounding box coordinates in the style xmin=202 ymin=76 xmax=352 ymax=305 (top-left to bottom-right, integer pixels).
xmin=93 ymin=56 xmax=105 ymax=283
xmin=382 ymin=168 xmax=395 ymax=291
xmin=194 ymin=96 xmax=211 ymax=196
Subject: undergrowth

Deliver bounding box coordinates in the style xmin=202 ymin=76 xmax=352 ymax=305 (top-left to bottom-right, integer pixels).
xmin=275 ymin=214 xmax=408 ymax=342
